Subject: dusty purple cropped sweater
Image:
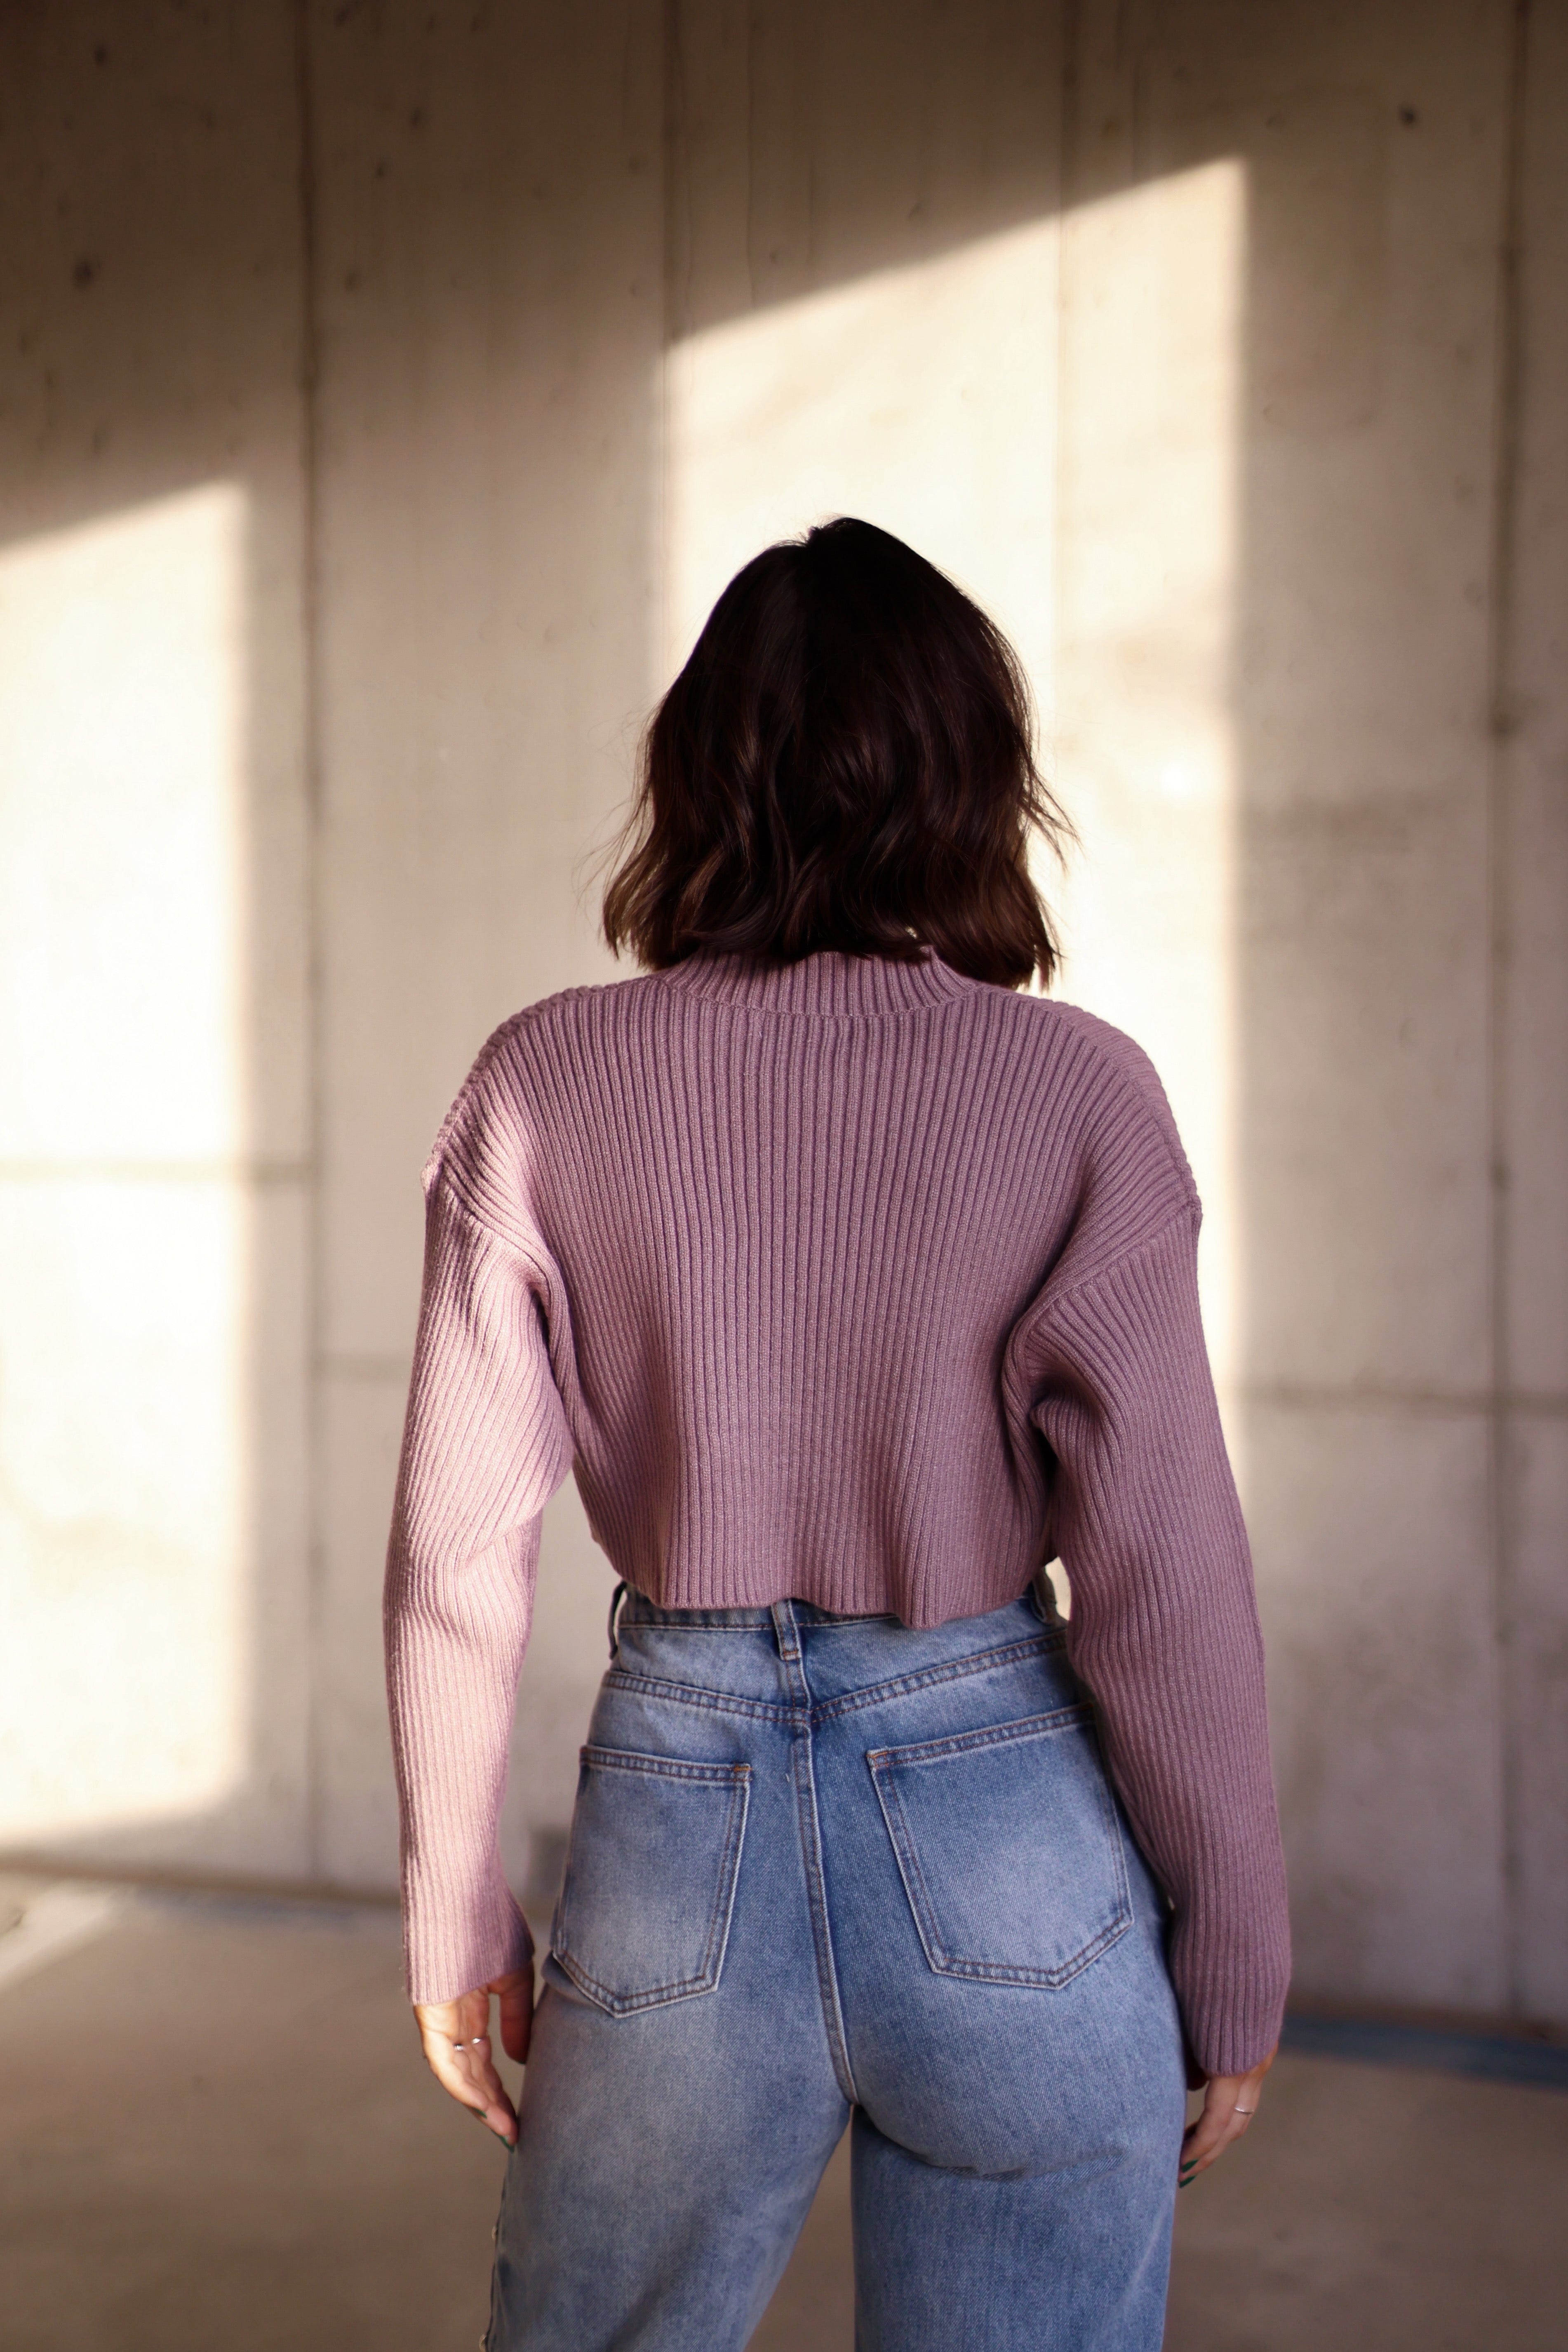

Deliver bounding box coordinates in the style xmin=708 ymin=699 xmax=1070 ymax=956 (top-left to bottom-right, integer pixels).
xmin=383 ymin=944 xmax=1291 ymax=2075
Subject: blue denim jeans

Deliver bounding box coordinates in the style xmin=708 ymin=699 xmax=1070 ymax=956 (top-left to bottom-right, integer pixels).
xmin=487 ymin=1588 xmax=1186 ymax=2350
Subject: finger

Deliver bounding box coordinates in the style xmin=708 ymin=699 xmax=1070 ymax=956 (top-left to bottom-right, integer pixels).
xmin=413 ymin=1986 xmax=528 ymax=2142
xmin=415 ymin=1989 xmax=488 ymax=2058
xmin=497 ymin=1973 xmax=534 ymax=2065
xmin=1180 ymin=2074 xmax=1265 ymax=2183
xmin=422 ymin=2028 xmax=490 ymax=2112
xmin=1181 ymin=2084 xmax=1244 ymax=2177
xmin=1182 ymin=2106 xmax=1250 ymax=2174
xmin=415 ymin=1998 xmax=499 ymax=2114
xmin=466 ymin=2039 xmax=520 ymax=2145
xmin=425 ymin=2028 xmax=518 ymax=2143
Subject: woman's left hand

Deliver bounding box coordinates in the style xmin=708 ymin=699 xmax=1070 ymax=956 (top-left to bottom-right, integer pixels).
xmin=414 ymin=1966 xmax=535 ymax=2147
xmin=1178 ymin=2044 xmax=1276 ymax=2186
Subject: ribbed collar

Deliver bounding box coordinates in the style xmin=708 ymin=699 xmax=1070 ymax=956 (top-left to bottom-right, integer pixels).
xmin=655 ymin=942 xmax=977 ymax=1016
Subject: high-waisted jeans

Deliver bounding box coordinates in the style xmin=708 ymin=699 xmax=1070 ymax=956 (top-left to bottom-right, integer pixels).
xmin=487 ymin=1587 xmax=1187 ymax=2351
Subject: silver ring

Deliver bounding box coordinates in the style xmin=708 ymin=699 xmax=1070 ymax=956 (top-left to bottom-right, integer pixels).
xmin=1233 ymin=2105 xmax=1255 ymax=2116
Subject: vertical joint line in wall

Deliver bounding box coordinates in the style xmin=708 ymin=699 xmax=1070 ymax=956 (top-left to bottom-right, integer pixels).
xmin=1059 ymin=0 xmax=1083 ymax=212
xmin=1485 ymin=0 xmax=1532 ymax=2020
xmin=1050 ymin=0 xmax=1081 ymax=844
xmin=294 ymin=0 xmax=327 ymax=1885
xmin=658 ymin=0 xmax=688 ymax=680
xmin=661 ymin=0 xmax=689 ymax=340
xmin=743 ymin=1 xmax=758 ymax=310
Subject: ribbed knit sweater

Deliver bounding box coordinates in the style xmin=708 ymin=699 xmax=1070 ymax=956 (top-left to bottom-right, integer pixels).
xmin=383 ymin=944 xmax=1291 ymax=2076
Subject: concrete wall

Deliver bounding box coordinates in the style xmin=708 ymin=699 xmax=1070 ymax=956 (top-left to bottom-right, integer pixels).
xmin=0 ymin=0 xmax=1563 ymax=2027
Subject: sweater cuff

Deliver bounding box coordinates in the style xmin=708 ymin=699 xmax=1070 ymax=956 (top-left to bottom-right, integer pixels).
xmin=403 ymin=1867 xmax=536 ymax=2008
xmin=1166 ymin=1900 xmax=1291 ymax=2077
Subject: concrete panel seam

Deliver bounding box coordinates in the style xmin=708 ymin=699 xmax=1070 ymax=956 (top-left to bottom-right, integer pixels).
xmin=1483 ymin=0 xmax=1536 ymax=2020
xmin=292 ymin=0 xmax=327 ymax=1886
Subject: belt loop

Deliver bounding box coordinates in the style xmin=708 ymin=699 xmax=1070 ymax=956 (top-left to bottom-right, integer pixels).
xmin=771 ymin=1598 xmax=801 ymax=1661
xmin=607 ymin=1579 xmax=628 ymax=1660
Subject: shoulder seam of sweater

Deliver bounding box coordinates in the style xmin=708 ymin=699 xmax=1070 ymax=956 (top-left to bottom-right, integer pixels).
xmin=428 ymin=1163 xmax=555 ymax=1290
xmin=1050 ymin=1199 xmax=1200 ymax=1317
xmin=1031 ymin=1004 xmax=1203 ymax=1223
xmin=1012 ymin=1199 xmax=1202 ymax=1352
xmin=418 ymin=983 xmax=609 ymax=1187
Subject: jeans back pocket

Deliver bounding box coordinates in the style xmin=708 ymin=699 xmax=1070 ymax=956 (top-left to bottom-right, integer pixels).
xmin=868 ymin=1706 xmax=1131 ymax=1987
xmin=552 ymin=1746 xmax=751 ymax=2016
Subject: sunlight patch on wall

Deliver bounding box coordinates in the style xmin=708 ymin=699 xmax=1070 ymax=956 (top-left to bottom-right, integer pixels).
xmin=662 ymin=218 xmax=1057 ymax=694
xmin=0 ymin=485 xmax=255 ymax=1840
xmin=1051 ymin=159 xmax=1246 ymax=1398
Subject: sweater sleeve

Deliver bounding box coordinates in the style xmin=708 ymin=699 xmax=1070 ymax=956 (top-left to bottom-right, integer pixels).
xmin=383 ymin=1163 xmax=576 ymax=2006
xmin=1016 ymin=1078 xmax=1291 ymax=2077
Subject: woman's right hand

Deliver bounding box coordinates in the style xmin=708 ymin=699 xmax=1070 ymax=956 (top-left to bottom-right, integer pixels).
xmin=1178 ymin=2044 xmax=1276 ymax=2186
xmin=414 ymin=1965 xmax=534 ymax=2147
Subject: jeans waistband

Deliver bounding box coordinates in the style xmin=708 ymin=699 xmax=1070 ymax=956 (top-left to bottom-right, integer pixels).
xmin=616 ymin=1591 xmax=902 ymax=1631
xmin=606 ymin=1577 xmax=1059 ymax=1660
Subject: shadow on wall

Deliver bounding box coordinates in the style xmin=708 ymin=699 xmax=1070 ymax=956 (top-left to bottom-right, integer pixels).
xmin=1 ymin=0 xmax=1563 ymax=2032
xmin=0 ymin=9 xmax=313 ymax=1881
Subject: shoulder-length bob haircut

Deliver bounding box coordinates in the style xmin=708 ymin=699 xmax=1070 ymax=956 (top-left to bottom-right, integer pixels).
xmin=600 ymin=517 xmax=1071 ymax=991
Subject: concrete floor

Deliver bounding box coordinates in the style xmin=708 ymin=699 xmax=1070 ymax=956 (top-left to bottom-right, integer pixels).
xmin=2 ymin=1879 xmax=1565 ymax=2351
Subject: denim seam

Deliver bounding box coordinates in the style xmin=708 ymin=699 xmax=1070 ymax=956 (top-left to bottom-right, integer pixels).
xmin=601 ymin=1632 xmax=1065 ymax=1731
xmin=812 ymin=1632 xmax=1067 ymax=1723
xmin=792 ymin=1743 xmax=859 ymax=2102
xmin=776 ymin=1638 xmax=860 ymax=2106
xmin=868 ymin=1712 xmax=1135 ymax=1990
xmin=616 ymin=1616 xmax=778 ymax=1633
xmin=600 ymin=1669 xmax=797 ymax=1726
xmin=618 ymin=1614 xmax=904 ymax=1634
xmin=865 ymin=1701 xmax=1094 ymax=1766
xmin=578 ymin=1745 xmax=753 ymax=1785
xmin=554 ymin=1763 xmax=751 ymax=2015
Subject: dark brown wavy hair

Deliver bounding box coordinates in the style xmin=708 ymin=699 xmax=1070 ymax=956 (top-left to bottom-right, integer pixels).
xmin=600 ymin=518 xmax=1071 ymax=990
